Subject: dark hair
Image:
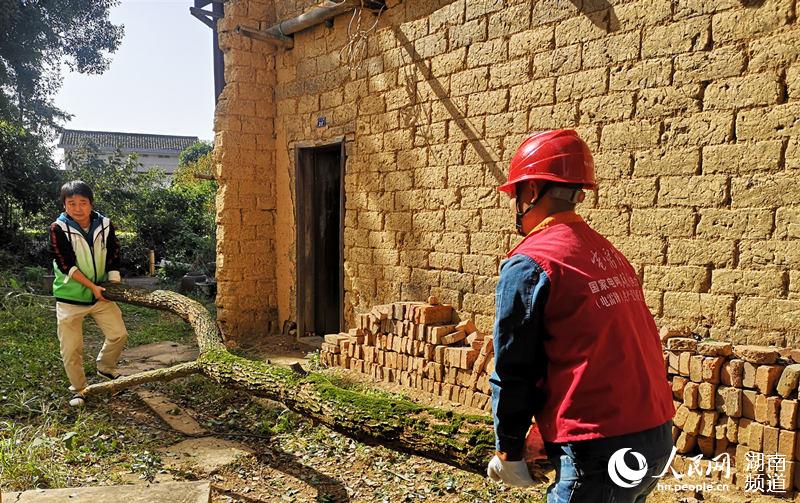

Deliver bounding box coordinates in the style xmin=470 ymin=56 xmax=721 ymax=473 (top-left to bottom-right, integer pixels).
xmin=60 ymin=180 xmax=94 ymax=205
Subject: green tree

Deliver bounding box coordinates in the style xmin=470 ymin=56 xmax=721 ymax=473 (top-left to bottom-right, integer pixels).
xmin=177 ymin=141 xmax=213 ymax=168
xmin=0 ymin=0 xmax=123 ymax=132
xmin=0 ymin=1 xmax=123 ymax=266
xmin=172 ymin=151 xmax=214 ymax=188
xmin=132 ymin=184 xmax=216 ymax=275
xmin=64 ymin=141 xmax=166 ymax=230
xmin=0 ymin=121 xmax=61 ymax=241
xmin=172 ymin=145 xmax=217 ymax=275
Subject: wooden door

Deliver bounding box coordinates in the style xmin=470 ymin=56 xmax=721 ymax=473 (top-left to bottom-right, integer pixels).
xmin=296 ymin=141 xmax=345 ymax=337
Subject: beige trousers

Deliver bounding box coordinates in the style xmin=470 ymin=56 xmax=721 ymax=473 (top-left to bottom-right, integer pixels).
xmin=56 ymin=301 xmax=128 ymax=391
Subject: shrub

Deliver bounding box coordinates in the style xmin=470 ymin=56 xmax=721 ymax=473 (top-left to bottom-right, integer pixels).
xmin=116 ymin=231 xmax=150 ymax=276
xmin=130 ymin=183 xmax=215 ymax=274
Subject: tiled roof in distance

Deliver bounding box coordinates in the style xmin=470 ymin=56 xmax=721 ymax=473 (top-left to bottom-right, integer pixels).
xmin=58 ymin=129 xmax=199 ymax=152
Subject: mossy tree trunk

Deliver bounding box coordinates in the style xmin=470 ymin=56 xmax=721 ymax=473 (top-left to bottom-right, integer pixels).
xmin=85 ymin=284 xmax=545 ymax=478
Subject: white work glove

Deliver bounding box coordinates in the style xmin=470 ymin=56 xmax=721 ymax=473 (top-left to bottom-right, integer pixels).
xmin=486 ymin=455 xmax=535 ymax=487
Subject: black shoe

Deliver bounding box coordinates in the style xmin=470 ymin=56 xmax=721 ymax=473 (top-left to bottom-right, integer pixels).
xmin=97 ymin=369 xmax=120 ymax=380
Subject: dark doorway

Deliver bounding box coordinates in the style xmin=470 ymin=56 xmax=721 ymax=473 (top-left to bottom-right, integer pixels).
xmin=296 ymin=140 xmax=345 ymax=337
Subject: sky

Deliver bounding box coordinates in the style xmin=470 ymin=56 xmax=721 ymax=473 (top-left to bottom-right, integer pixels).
xmin=54 ymin=0 xmax=217 ymax=150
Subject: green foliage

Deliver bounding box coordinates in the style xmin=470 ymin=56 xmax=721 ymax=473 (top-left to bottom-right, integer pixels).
xmin=0 ymin=121 xmax=62 ymax=244
xmin=64 ymin=141 xmax=166 ymax=230
xmin=0 ymin=296 xmax=61 ymax=418
xmin=20 ymin=266 xmax=47 ymax=292
xmin=271 ymin=409 xmax=303 ymax=435
xmin=172 ymin=151 xmax=214 ymax=189
xmin=0 ymin=263 xmax=48 ymax=295
xmin=131 ymin=183 xmax=216 ymax=274
xmin=0 ymin=1 xmax=123 ymax=267
xmin=1 ymin=418 xmax=68 ymax=489
xmin=171 ymin=146 xmax=217 ymax=267
xmin=177 ymin=141 xmax=213 ymax=168
xmin=0 ymin=275 xmax=190 ymax=491
xmin=141 ymin=143 xmax=217 ymax=275
xmin=0 ymin=0 xmax=123 ymax=132
xmin=115 ymin=231 xmax=150 ymax=275
xmin=305 ymin=350 xmax=322 ymax=371
xmin=122 ymin=305 xmax=195 ymax=347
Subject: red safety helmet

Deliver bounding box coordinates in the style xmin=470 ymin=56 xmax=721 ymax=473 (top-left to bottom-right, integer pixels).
xmin=498 ymin=129 xmax=597 ymax=195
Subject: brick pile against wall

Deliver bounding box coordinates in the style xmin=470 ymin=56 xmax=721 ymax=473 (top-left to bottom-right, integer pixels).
xmin=665 ymin=336 xmax=800 ymax=495
xmin=319 ymin=298 xmax=494 ymax=412
xmin=320 ymin=318 xmax=800 ymax=496
xmin=319 ymin=304 xmax=800 ymax=496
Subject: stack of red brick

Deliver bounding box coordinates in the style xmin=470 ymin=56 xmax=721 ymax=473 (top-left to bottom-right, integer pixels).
xmin=321 ymin=300 xmax=800 ymax=496
xmin=665 ymin=336 xmax=800 ymax=496
xmin=320 ymin=298 xmax=494 ymax=412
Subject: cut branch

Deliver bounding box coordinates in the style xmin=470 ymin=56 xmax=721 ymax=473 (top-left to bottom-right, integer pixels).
xmin=85 ymin=361 xmax=201 ymax=395
xmin=83 ymin=283 xmax=546 ymax=478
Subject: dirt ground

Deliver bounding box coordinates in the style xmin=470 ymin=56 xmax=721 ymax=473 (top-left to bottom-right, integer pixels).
xmin=87 ymin=333 xmax=797 ymax=502
xmin=203 ymin=336 xmax=798 ymax=502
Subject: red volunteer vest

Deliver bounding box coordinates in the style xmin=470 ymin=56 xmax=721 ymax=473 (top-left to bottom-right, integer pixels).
xmin=508 ymin=213 xmax=674 ymax=443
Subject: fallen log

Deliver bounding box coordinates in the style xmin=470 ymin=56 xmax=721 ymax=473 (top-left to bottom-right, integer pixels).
xmin=84 ymin=283 xmax=549 ymax=479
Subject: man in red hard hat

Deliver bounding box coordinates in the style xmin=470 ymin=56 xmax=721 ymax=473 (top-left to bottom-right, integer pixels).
xmin=486 ymin=130 xmax=675 ymax=502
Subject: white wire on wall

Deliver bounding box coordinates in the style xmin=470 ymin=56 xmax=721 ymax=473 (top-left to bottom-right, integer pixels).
xmin=339 ymin=1 xmax=386 ymax=73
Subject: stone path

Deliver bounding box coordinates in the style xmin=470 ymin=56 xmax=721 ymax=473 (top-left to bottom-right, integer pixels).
xmin=119 ymin=340 xmax=198 ymax=376
xmin=5 ymin=341 xmax=260 ymax=502
xmin=3 ymin=480 xmax=211 ymax=503
xmin=121 ymin=341 xmax=255 ymax=472
xmin=135 ymin=389 xmax=208 ymax=436
xmin=158 ymin=437 xmax=255 ymax=475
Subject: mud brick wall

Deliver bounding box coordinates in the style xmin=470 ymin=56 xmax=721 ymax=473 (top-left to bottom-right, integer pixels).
xmin=213 ymin=0 xmax=280 ymax=338
xmin=665 ymin=337 xmax=800 ymax=496
xmin=319 ymin=299 xmax=495 ymax=412
xmin=214 ymin=0 xmax=800 ymax=343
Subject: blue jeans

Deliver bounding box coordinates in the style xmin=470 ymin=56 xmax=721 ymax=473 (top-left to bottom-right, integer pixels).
xmin=545 ymin=420 xmax=674 ymax=503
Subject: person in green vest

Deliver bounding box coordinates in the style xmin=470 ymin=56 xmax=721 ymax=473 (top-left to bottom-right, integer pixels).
xmin=49 ymin=180 xmax=127 ymax=407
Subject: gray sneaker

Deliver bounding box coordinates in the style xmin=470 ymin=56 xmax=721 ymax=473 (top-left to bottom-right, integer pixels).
xmin=69 ymin=392 xmax=85 ymax=407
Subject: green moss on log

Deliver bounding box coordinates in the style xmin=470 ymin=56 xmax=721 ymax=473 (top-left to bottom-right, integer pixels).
xmin=91 ymin=284 xmax=542 ymax=476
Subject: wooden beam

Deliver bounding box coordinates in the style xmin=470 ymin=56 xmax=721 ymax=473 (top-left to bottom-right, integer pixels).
xmin=235 ymin=25 xmax=293 ymax=49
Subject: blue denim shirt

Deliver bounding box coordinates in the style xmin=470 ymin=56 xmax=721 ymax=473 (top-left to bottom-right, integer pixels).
xmin=490 ymin=253 xmax=550 ymax=459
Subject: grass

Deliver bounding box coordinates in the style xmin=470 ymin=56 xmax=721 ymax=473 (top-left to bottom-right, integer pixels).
xmin=0 ymin=271 xmax=547 ymax=501
xmin=0 ymin=275 xmax=194 ymax=492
